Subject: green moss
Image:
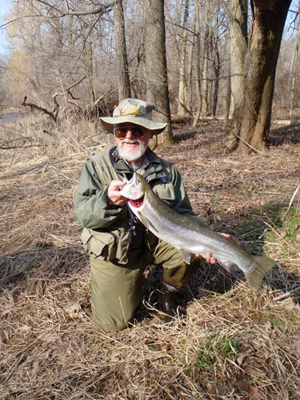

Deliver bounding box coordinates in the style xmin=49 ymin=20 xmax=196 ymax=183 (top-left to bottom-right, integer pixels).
xmin=191 ymin=334 xmax=239 ymax=372
xmin=263 ymin=205 xmax=300 ymax=262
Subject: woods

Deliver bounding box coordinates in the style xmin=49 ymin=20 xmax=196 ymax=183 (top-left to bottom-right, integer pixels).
xmin=1 ymin=1 xmax=300 ymax=399
xmin=0 ymin=0 xmax=299 ymax=151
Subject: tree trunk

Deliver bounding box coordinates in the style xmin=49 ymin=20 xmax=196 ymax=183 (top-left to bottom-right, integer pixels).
xmin=177 ymin=0 xmax=189 ymax=116
xmin=237 ymin=0 xmax=292 ymax=154
xmin=84 ymin=38 xmax=96 ymax=102
xmin=186 ymin=7 xmax=197 ymax=112
xmin=144 ymin=0 xmax=173 ymax=144
xmin=289 ymin=0 xmax=300 ymax=120
xmin=229 ymin=0 xmax=247 ymax=146
xmin=211 ymin=23 xmax=221 ymax=117
xmin=202 ymin=0 xmax=211 ymax=115
xmin=225 ymin=52 xmax=231 ymax=122
xmin=192 ymin=0 xmax=202 ymax=127
xmin=113 ymin=0 xmax=131 ymax=101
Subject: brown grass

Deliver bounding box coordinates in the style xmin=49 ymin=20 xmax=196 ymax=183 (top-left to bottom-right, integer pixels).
xmin=1 ymin=114 xmax=300 ymax=399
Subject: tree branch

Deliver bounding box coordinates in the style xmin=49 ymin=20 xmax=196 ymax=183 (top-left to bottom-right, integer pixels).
xmin=22 ymin=96 xmax=57 ymax=122
xmin=35 ymin=0 xmax=117 ymax=17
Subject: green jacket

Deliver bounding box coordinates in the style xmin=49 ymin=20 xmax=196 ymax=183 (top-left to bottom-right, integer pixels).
xmin=74 ymin=146 xmax=195 ymax=264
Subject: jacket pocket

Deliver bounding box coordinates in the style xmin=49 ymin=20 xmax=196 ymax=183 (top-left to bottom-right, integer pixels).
xmin=152 ymin=182 xmax=176 ymax=204
xmin=80 ymin=227 xmax=129 ymax=264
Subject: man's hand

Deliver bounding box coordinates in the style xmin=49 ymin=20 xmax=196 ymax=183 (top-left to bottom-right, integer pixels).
xmin=196 ymin=233 xmax=230 ymax=264
xmin=107 ymin=180 xmax=127 ymax=206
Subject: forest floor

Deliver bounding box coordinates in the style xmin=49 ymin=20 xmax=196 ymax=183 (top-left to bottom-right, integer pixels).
xmin=0 ymin=115 xmax=300 ymax=399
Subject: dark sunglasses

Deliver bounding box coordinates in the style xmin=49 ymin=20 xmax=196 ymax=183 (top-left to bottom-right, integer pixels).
xmin=113 ymin=125 xmax=145 ymax=138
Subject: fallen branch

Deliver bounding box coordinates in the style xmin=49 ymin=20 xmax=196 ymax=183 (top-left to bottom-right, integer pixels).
xmin=22 ymin=77 xmax=86 ymax=122
xmin=0 ymin=144 xmax=46 ymax=150
xmin=175 ymin=98 xmax=193 ymax=117
xmin=231 ymin=131 xmax=266 ymax=155
xmin=22 ymin=96 xmax=57 ymax=122
xmin=283 ymin=186 xmax=300 ymax=220
xmin=273 ymin=286 xmax=300 ymax=301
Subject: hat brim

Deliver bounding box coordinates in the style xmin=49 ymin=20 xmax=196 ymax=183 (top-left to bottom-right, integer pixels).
xmin=100 ymin=116 xmax=167 ymax=135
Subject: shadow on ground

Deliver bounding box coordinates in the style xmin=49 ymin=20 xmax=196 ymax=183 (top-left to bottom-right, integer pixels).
xmin=270 ymin=121 xmax=300 ymax=146
xmin=0 ymin=244 xmax=88 ymax=290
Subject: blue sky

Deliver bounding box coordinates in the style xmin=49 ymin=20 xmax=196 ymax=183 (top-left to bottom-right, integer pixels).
xmin=0 ymin=0 xmax=13 ymax=56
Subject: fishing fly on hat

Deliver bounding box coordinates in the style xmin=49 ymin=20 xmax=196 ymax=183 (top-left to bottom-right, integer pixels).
xmin=100 ymin=98 xmax=167 ymax=135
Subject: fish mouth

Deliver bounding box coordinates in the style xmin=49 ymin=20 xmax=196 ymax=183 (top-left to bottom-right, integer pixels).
xmin=129 ymin=196 xmax=144 ymax=208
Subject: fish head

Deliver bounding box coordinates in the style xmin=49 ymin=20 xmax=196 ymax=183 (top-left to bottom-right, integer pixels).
xmin=119 ymin=172 xmax=146 ymax=203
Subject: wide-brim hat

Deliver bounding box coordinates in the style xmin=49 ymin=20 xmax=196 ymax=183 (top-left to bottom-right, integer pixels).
xmin=100 ymin=98 xmax=167 ymax=135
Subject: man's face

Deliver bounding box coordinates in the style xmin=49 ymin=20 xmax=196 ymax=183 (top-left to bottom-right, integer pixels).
xmin=114 ymin=123 xmax=154 ymax=164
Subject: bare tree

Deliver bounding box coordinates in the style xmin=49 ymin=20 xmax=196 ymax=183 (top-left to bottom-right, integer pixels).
xmin=193 ymin=0 xmax=203 ymax=127
xmin=177 ymin=0 xmax=190 ymax=116
xmin=1 ymin=0 xmax=297 ymax=138
xmin=202 ymin=0 xmax=211 ymax=115
xmin=228 ymin=0 xmax=248 ymax=147
xmin=113 ymin=0 xmax=131 ymax=101
xmin=289 ymin=0 xmax=300 ymax=119
xmin=211 ymin=10 xmax=222 ymax=118
xmin=236 ymin=0 xmax=292 ymax=154
xmin=3 ymin=0 xmax=116 ymax=107
xmin=144 ymin=0 xmax=173 ymax=144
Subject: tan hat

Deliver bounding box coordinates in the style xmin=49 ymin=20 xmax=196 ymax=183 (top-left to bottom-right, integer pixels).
xmin=100 ymin=98 xmax=167 ymax=135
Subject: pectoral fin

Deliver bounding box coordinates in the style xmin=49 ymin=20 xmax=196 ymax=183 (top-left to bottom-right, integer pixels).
xmin=137 ymin=211 xmax=160 ymax=236
xmin=136 ymin=211 xmax=150 ymax=229
xmin=179 ymin=249 xmax=192 ymax=264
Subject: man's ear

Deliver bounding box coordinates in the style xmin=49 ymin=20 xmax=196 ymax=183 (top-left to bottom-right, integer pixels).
xmin=148 ymin=130 xmax=154 ymax=139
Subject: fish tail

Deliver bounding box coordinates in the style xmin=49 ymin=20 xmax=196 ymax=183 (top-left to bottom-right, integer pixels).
xmin=245 ymin=256 xmax=276 ymax=290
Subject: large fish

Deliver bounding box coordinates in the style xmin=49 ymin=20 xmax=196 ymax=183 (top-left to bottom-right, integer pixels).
xmin=120 ymin=173 xmax=276 ymax=289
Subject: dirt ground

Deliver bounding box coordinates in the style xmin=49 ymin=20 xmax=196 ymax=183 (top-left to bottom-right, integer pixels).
xmin=0 ymin=118 xmax=299 ymax=399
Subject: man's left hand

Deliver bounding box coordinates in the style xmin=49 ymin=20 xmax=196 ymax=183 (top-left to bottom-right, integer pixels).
xmin=195 ymin=233 xmax=230 ymax=264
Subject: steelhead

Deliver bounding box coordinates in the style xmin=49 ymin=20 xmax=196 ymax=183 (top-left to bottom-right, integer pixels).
xmin=120 ymin=173 xmax=276 ymax=289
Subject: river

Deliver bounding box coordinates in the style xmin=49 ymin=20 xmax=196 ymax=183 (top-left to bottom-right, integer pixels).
xmin=0 ymin=112 xmax=27 ymax=123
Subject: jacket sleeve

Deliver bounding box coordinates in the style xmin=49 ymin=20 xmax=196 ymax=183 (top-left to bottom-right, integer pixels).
xmin=73 ymin=158 xmax=126 ymax=229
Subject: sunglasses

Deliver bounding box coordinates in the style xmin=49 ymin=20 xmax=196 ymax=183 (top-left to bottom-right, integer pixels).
xmin=113 ymin=125 xmax=145 ymax=139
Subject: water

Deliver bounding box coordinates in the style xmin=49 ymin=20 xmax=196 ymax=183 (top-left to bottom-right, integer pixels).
xmin=0 ymin=112 xmax=27 ymax=123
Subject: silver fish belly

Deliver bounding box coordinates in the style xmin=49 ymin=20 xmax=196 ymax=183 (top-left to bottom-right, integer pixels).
xmin=125 ymin=173 xmax=276 ymax=289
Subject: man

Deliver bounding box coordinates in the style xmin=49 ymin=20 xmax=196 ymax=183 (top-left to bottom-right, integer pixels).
xmin=74 ymin=98 xmax=218 ymax=333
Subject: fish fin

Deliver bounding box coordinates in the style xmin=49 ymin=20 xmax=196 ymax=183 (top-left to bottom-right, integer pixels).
xmin=245 ymin=256 xmax=276 ymax=290
xmin=137 ymin=212 xmax=150 ymax=229
xmin=179 ymin=249 xmax=192 ymax=265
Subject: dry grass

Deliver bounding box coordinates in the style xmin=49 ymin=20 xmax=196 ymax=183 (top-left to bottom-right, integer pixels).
xmin=1 ymin=114 xmax=300 ymax=399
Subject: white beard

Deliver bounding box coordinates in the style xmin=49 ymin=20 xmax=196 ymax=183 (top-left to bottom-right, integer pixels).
xmin=118 ymin=140 xmax=147 ymax=162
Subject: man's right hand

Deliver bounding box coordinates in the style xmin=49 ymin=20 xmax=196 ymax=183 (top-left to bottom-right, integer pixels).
xmin=107 ymin=180 xmax=127 ymax=206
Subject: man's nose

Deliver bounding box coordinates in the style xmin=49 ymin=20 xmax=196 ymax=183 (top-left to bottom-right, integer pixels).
xmin=125 ymin=129 xmax=133 ymax=138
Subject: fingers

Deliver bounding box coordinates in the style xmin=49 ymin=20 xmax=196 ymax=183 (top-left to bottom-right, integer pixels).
xmin=195 ymin=253 xmax=217 ymax=264
xmin=219 ymin=232 xmax=230 ymax=239
xmin=109 ymin=180 xmax=126 ymax=191
xmin=205 ymin=252 xmax=217 ymax=264
xmin=107 ymin=180 xmax=127 ymax=206
xmin=191 ymin=233 xmax=232 ymax=265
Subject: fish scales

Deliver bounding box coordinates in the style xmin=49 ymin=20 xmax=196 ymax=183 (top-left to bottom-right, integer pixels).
xmin=120 ymin=173 xmax=276 ymax=289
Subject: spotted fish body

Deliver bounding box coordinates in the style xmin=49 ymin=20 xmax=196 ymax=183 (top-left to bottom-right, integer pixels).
xmin=121 ymin=173 xmax=275 ymax=289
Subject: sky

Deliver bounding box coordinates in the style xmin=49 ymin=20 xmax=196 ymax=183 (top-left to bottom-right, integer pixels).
xmin=0 ymin=0 xmax=13 ymax=56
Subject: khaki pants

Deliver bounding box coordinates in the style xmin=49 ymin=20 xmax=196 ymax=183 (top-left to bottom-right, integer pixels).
xmin=90 ymin=239 xmax=202 ymax=333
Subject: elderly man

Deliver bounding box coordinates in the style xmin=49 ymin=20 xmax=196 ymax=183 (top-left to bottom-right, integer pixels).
xmin=74 ymin=98 xmax=217 ymax=333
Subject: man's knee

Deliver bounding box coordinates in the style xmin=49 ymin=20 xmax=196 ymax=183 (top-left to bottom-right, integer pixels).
xmin=90 ymin=257 xmax=142 ymax=333
xmin=91 ymin=307 xmax=131 ymax=333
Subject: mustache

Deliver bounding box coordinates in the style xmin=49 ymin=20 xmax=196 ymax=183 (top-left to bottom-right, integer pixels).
xmin=121 ymin=139 xmax=141 ymax=144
